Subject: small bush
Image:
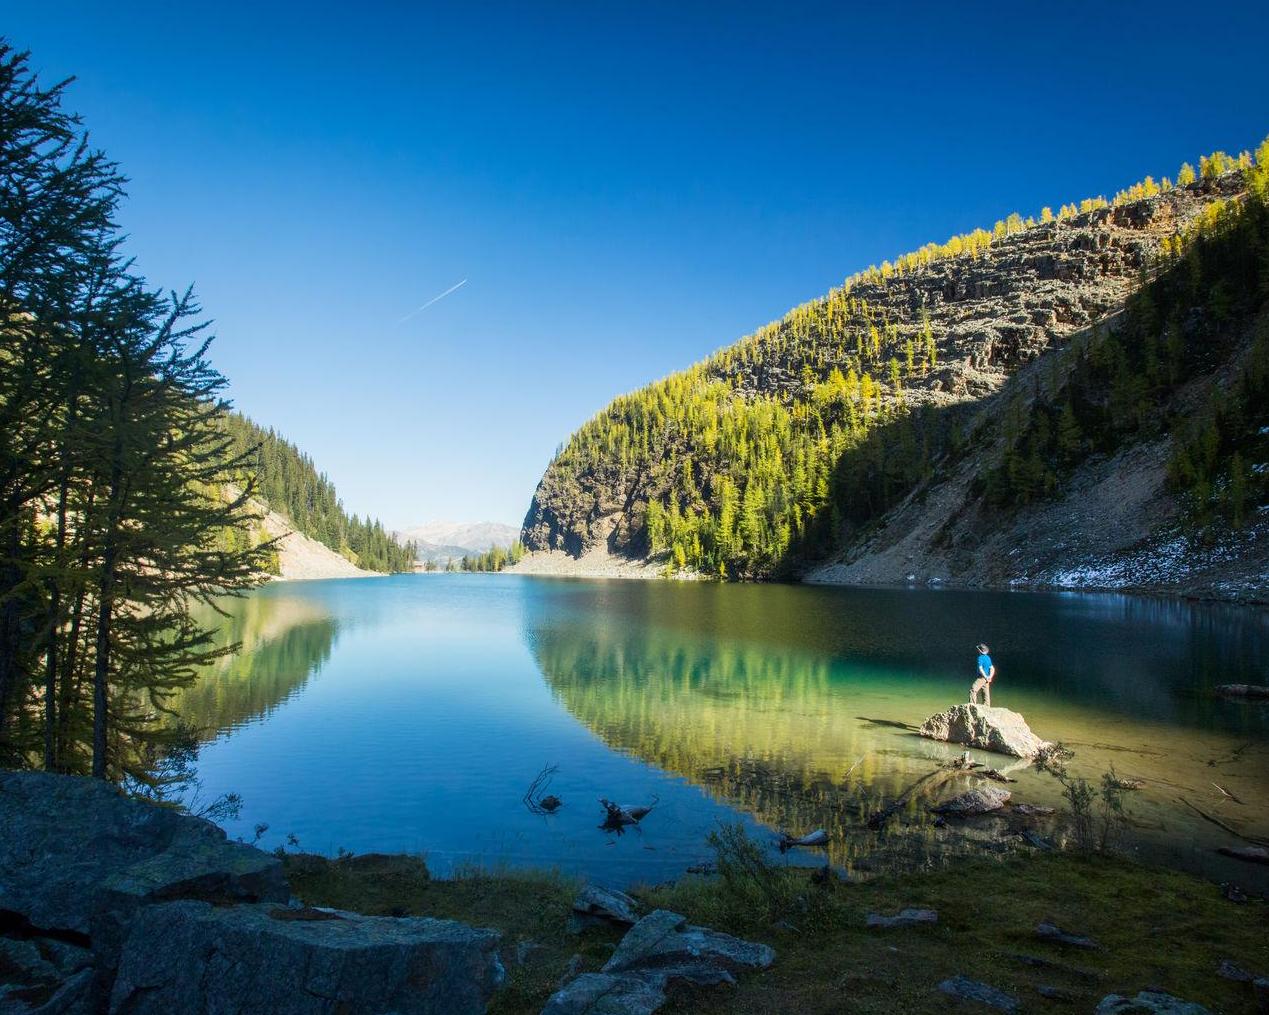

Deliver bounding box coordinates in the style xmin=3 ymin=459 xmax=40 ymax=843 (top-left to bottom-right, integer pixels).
xmin=1034 ymin=747 xmax=1131 ymax=852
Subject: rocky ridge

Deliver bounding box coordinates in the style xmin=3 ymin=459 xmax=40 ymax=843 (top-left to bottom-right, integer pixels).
xmin=521 ymin=173 xmax=1244 ymax=566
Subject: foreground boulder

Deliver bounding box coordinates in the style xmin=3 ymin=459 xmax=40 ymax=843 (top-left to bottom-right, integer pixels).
xmin=543 ymin=910 xmax=774 ymax=1014
xmin=0 ymin=770 xmax=287 ymax=948
xmin=109 ymin=901 xmax=504 ymax=1015
xmin=0 ymin=772 xmax=506 ymax=1015
xmin=919 ymin=704 xmax=1051 ymax=758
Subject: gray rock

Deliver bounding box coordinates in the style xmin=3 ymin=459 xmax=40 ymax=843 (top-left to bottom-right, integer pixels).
xmin=602 ymin=910 xmax=774 ymax=977
xmin=0 ymin=936 xmax=58 ymax=983
xmin=540 ymin=972 xmax=669 ymax=1015
xmin=919 ymin=704 xmax=1051 ymax=758
xmin=0 ymin=770 xmax=287 ymax=953
xmin=1254 ymin=977 xmax=1268 ymax=1012
xmin=1035 ymin=921 xmax=1100 ymax=949
xmin=1093 ymin=991 xmax=1212 ymax=1014
xmin=932 ymin=785 xmax=1012 ymax=816
xmin=865 ymin=908 xmax=938 ymax=929
xmin=1216 ymin=958 xmax=1252 ymax=982
xmin=937 ymin=975 xmax=1020 ymax=1013
xmin=37 ymin=970 xmax=94 ymax=1015
xmin=1037 ymin=984 xmax=1076 ymax=1002
xmin=108 ymin=900 xmax=504 ymax=1015
xmin=569 ymin=885 xmax=641 ymax=933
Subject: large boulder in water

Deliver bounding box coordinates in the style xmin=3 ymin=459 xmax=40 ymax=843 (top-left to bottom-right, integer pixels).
xmin=918 ymin=704 xmax=1051 ymax=758
xmin=108 ymin=900 xmax=505 ymax=1015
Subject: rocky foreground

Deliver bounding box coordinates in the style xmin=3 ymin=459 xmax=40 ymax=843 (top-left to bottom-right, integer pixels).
xmin=0 ymin=771 xmax=774 ymax=1015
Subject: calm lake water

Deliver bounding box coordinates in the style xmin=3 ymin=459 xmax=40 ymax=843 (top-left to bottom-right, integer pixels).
xmin=182 ymin=575 xmax=1269 ymax=888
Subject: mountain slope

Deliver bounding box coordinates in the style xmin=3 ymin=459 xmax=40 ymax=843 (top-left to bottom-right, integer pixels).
xmin=223 ymin=414 xmax=414 ymax=574
xmin=521 ymin=144 xmax=1268 ymax=595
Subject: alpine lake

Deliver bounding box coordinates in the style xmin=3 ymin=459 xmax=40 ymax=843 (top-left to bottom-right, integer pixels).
xmin=178 ymin=575 xmax=1269 ymax=891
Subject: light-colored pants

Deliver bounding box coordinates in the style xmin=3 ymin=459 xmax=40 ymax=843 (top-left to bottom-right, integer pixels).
xmin=970 ymin=678 xmax=991 ymax=707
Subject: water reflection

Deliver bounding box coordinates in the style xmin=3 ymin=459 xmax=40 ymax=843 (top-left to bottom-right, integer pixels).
xmin=177 ymin=593 xmax=338 ymax=738
xmin=177 ymin=576 xmax=1268 ymax=887
xmin=524 ymin=580 xmax=1269 ymax=882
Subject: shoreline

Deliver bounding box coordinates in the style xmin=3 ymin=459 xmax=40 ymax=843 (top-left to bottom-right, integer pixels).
xmin=505 ymin=549 xmax=1267 ymax=606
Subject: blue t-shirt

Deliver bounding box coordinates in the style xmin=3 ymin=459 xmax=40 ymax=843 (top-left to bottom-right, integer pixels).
xmin=977 ymin=654 xmax=993 ymax=680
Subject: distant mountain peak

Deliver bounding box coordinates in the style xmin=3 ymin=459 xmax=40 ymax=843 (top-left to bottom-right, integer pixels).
xmin=394 ymin=521 xmax=519 ymax=563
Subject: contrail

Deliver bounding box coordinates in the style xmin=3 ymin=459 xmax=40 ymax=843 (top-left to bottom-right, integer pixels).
xmin=396 ymin=278 xmax=468 ymax=325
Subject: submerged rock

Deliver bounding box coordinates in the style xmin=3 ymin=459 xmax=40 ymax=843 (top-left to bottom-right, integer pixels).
xmin=1093 ymin=990 xmax=1212 ymax=1014
xmin=931 ymin=785 xmax=1012 ymax=816
xmin=919 ymin=704 xmax=1051 ymax=758
xmin=1215 ymin=683 xmax=1269 ymax=698
xmin=108 ymin=900 xmax=504 ymax=1015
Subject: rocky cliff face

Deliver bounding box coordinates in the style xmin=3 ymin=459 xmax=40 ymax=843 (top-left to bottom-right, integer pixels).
xmin=521 ymin=168 xmax=1257 ymax=592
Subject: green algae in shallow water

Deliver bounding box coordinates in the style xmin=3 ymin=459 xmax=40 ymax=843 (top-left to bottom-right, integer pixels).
xmin=179 ymin=576 xmax=1269 ymax=889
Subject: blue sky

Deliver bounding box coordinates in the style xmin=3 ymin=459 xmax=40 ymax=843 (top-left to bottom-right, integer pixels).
xmin=9 ymin=2 xmax=1267 ymax=528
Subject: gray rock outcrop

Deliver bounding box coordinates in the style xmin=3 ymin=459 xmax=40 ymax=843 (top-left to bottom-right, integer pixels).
xmin=543 ymin=909 xmax=774 ymax=1015
xmin=108 ymin=901 xmax=504 ymax=1015
xmin=0 ymin=771 xmax=504 ymax=1015
xmin=568 ymin=885 xmax=640 ymax=933
xmin=937 ymin=975 xmax=1020 ymax=1013
xmin=0 ymin=770 xmax=287 ymax=948
xmin=919 ymin=704 xmax=1051 ymax=758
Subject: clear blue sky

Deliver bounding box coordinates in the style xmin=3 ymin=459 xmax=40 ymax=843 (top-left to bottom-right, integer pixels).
xmin=9 ymin=2 xmax=1267 ymax=528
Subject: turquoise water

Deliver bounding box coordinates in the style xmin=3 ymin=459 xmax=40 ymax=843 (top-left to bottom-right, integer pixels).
xmin=184 ymin=575 xmax=1269 ymax=887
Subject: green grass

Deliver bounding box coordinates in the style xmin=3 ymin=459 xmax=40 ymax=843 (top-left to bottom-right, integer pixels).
xmin=283 ymin=849 xmax=1268 ymax=1014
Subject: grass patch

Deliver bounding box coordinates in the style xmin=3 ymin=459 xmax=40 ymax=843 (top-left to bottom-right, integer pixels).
xmin=283 ymin=848 xmax=1268 ymax=1014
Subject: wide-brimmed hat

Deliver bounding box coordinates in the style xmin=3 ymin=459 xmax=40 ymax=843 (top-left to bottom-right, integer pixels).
xmin=976 ymin=643 xmax=989 ymax=653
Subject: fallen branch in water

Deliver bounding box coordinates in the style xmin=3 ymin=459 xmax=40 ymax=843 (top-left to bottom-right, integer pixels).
xmin=1212 ymin=783 xmax=1244 ymax=805
xmin=523 ymin=764 xmax=562 ymax=815
xmin=776 ymin=829 xmax=829 ymax=853
xmin=867 ymin=767 xmax=960 ymax=830
xmin=1178 ymin=797 xmax=1269 ymax=847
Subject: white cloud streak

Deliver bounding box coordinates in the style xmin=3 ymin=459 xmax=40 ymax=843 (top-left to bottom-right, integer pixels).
xmin=396 ymin=278 xmax=468 ymax=325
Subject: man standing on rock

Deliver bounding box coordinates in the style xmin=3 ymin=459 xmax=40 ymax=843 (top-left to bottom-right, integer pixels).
xmin=971 ymin=644 xmax=995 ymax=706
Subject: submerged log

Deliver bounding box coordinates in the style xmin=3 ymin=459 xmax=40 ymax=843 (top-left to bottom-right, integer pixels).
xmin=1215 ymin=684 xmax=1269 ymax=699
xmin=777 ymin=829 xmax=829 ymax=853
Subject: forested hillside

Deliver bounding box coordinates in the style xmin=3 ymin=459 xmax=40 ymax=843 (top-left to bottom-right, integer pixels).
xmin=222 ymin=413 xmax=414 ymax=574
xmin=522 ymin=143 xmax=1268 ymax=594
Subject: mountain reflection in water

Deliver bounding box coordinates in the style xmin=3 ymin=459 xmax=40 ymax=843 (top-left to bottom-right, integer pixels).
xmin=180 ymin=576 xmax=1269 ymax=887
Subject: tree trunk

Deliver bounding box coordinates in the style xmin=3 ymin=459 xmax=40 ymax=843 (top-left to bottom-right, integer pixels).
xmin=0 ymin=496 xmax=22 ymax=744
xmin=91 ymin=544 xmax=114 ymax=780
